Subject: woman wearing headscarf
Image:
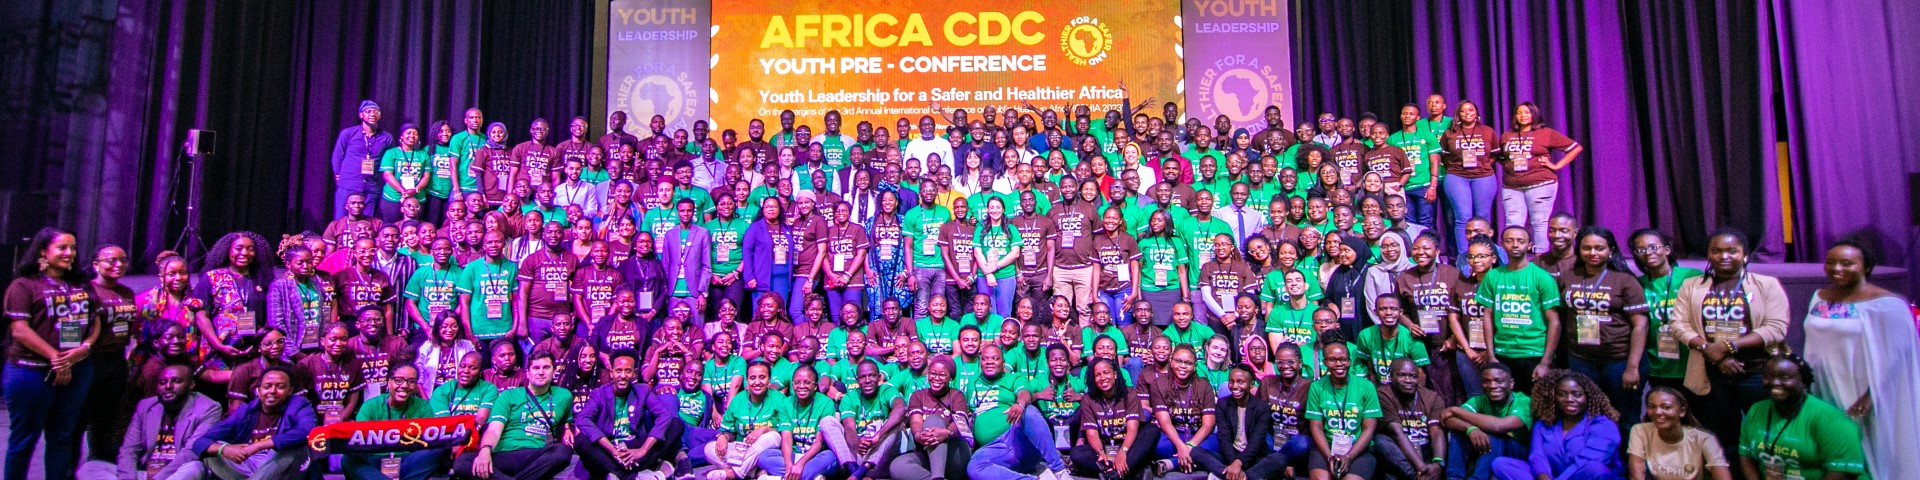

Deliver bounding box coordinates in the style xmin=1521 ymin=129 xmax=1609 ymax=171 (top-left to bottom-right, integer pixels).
xmin=1364 ymin=231 xmax=1414 ymax=317
xmin=1323 ymin=232 xmax=1375 ymax=341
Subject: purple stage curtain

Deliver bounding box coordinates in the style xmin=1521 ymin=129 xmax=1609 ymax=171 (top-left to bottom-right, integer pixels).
xmin=1292 ymin=0 xmax=1783 ymax=262
xmin=59 ymin=0 xmax=593 ymax=266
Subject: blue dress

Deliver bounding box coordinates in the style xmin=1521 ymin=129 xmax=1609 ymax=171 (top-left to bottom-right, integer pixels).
xmin=1491 ymin=414 xmax=1624 ymax=480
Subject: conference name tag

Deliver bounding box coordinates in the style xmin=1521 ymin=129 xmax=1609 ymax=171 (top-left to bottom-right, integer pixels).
xmin=485 ymin=298 xmax=504 ymax=320
xmin=1417 ymin=309 xmax=1445 ymax=335
xmin=1656 ymin=323 xmax=1681 ymax=359
xmin=362 ymin=155 xmax=377 ymax=175
xmin=1575 ymin=313 xmax=1607 ymax=345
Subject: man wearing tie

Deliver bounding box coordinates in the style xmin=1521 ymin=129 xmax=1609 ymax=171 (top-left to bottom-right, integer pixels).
xmin=1212 ymin=182 xmax=1267 ymax=249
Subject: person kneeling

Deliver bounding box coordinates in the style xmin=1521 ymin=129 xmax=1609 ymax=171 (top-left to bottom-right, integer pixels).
xmin=181 ymin=366 xmax=316 ymax=480
xmin=118 ymin=364 xmax=226 ymax=480
xmin=344 ymin=365 xmax=451 ymax=480
xmin=1439 ymin=362 xmax=1531 ymax=480
xmin=453 ymin=351 xmax=576 ymax=480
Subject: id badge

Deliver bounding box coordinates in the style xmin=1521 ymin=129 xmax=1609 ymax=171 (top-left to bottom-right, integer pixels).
xmin=1656 ymin=323 xmax=1682 ymax=360
xmin=834 ymin=253 xmax=850 ymax=273
xmin=524 ymin=421 xmax=549 ymax=439
xmin=1022 ymin=248 xmax=1037 ymax=267
xmin=774 ymin=246 xmax=789 ymax=264
xmin=591 ymin=307 xmax=607 ymax=320
xmin=57 ymin=315 xmax=86 ymax=349
xmin=362 ymin=155 xmax=376 ymax=175
xmin=1417 ymin=309 xmax=1445 ymax=335
xmin=1052 ymin=425 xmax=1069 ymax=447
xmin=485 ymin=298 xmax=505 ymax=320
xmin=233 ymin=311 xmax=258 ymax=338
xmin=1763 ymin=460 xmax=1786 ymax=480
xmin=380 ymin=457 xmax=402 ymax=479
xmin=920 ymin=238 xmax=936 ymax=256
xmin=957 ymin=257 xmax=975 ymax=275
xmin=1219 ymin=292 xmax=1238 ymax=313
xmin=1331 ymin=432 xmax=1356 ymax=456
xmin=1339 ymin=297 xmax=1356 ymax=319
xmin=1154 ymin=265 xmax=1170 ymax=287
xmin=725 ymin=441 xmax=752 ymax=464
xmin=1467 ymin=318 xmax=1489 ymax=349
xmin=1103 ymin=445 xmax=1121 ymax=458
xmin=1576 ymin=313 xmax=1608 ymax=345
xmin=638 ymin=290 xmax=655 ymax=307
xmin=549 ymin=282 xmax=567 ymax=303
xmin=716 ymin=244 xmax=732 ymax=263
xmin=1461 ymin=151 xmax=1479 ymax=169
xmin=323 ymin=405 xmax=344 ymax=424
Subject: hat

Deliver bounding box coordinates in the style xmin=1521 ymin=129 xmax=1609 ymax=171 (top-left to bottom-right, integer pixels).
xmin=359 ymin=100 xmax=380 ymax=112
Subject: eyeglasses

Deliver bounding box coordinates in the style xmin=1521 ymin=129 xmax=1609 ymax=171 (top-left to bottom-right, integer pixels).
xmin=1632 ymin=245 xmax=1669 ymax=255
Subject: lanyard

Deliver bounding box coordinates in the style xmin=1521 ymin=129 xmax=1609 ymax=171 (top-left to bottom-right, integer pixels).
xmin=1759 ymin=406 xmax=1798 ymax=454
xmin=524 ymin=387 xmax=556 ymax=435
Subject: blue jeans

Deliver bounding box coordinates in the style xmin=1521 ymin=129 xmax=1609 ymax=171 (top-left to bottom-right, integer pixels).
xmin=1457 ymin=350 xmax=1486 ymax=398
xmin=789 ymin=275 xmax=814 ymax=321
xmin=827 ymin=286 xmax=865 ymax=323
xmin=683 ymin=425 xmax=721 ymax=466
xmin=4 ymin=362 xmax=94 ymax=480
xmin=758 ymin=447 xmax=839 ymax=478
xmin=756 ymin=264 xmax=792 ymax=319
xmin=1568 ymin=356 xmax=1641 ymax=425
xmin=344 ymin=449 xmax=449 ymax=480
xmin=977 ymin=276 xmax=1017 ymax=318
xmin=1442 ymin=175 xmax=1499 ymax=254
xmin=1445 ymin=430 xmax=1524 ymax=480
xmin=967 ymin=410 xmax=1068 ymax=480
xmin=1098 ymin=290 xmax=1131 ymax=325
xmin=1406 ymin=184 xmax=1437 ymax=227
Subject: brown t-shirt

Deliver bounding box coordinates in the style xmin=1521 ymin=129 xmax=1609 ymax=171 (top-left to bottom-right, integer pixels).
xmin=1451 ymin=275 xmax=1490 ymax=349
xmin=1535 ymin=250 xmax=1579 ymax=280
xmin=473 ymin=146 xmax=517 ymax=204
xmin=824 ymin=223 xmax=872 ymax=285
xmin=1259 ymin=223 xmax=1303 ymax=247
xmin=1149 ymin=377 xmax=1216 ymax=437
xmin=1052 ymin=203 xmax=1102 ymax=267
xmin=570 ymin=265 xmax=624 ymax=321
xmin=329 ymin=268 xmax=393 ymax=324
xmin=1363 ymin=145 xmax=1412 ymax=184
xmin=1376 ymin=385 xmax=1448 ymax=451
xmin=228 ymin=359 xmax=312 ymax=405
xmin=350 ymin=335 xmax=412 ymax=395
xmin=1199 ymin=260 xmax=1259 ymax=312
xmin=1559 ymin=268 xmax=1650 ymax=361
xmin=509 ymin=141 xmax=559 ymax=186
xmin=88 ymin=281 xmax=139 ymax=351
xmin=740 ymin=320 xmax=793 ymax=356
xmin=906 ymin=386 xmax=973 ymax=429
xmin=1011 ymin=214 xmax=1058 ymax=274
xmin=1497 ymin=128 xmax=1578 ymax=188
xmin=1440 ymin=124 xmax=1500 ymax=179
xmin=1260 ymin=377 xmax=1311 ymax=440
xmin=1395 ymin=265 xmax=1464 ymax=341
xmin=4 ymin=276 xmax=90 ymax=363
xmin=517 ymin=249 xmax=579 ymax=321
xmin=1329 ymin=142 xmax=1369 ymax=187
xmin=792 ymin=216 xmax=830 ymax=277
xmin=297 ymin=353 xmax=363 ymax=419
xmin=1092 ymin=233 xmax=1142 ymax=292
xmin=1077 ymin=394 xmax=1140 ymax=440
xmin=938 ymin=220 xmax=979 ymax=280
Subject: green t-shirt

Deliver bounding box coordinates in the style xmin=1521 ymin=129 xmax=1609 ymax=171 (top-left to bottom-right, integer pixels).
xmin=702 ymin=216 xmax=753 ymax=275
xmin=1303 ymin=378 xmax=1383 ymax=447
xmin=356 ymin=395 xmax=439 ymax=422
xmin=960 ymin=313 xmax=1007 ymax=343
xmin=1181 ymin=149 xmax=1227 ymax=182
xmin=379 ymin=147 xmax=431 ymax=202
xmin=580 ymin=169 xmax=610 ymax=184
xmin=1738 ymin=398 xmax=1868 ymax=480
xmin=1354 ymin=325 xmax=1431 ymax=383
xmin=449 ymin=130 xmax=486 ymax=192
xmin=721 ymin=392 xmax=790 ymax=438
xmin=1474 ymin=263 xmax=1562 ymax=358
xmin=704 ymin=356 xmax=746 ymax=394
xmin=431 ymin=380 xmax=498 ymax=417
xmin=1080 ymin=325 xmax=1130 ymax=358
xmin=1387 ymin=130 xmax=1441 ymax=187
xmin=1265 ymin=299 xmax=1318 ymax=347
xmin=1033 ymin=379 xmax=1082 ymax=425
xmin=489 ymin=386 xmax=574 ymax=453
xmin=1640 ymin=267 xmax=1705 ymax=379
xmin=1259 ymin=268 xmax=1325 ymax=305
xmin=781 ymin=395 xmax=839 ymax=455
xmin=916 ymin=318 xmax=962 ymax=355
xmin=1003 ymin=346 xmax=1049 ymax=383
xmin=672 ymin=187 xmax=716 ymax=215
xmin=1138 ymin=235 xmax=1189 ymax=292
xmin=966 ymin=373 xmax=1033 ymax=444
xmin=456 ymin=258 xmax=518 ymax=339
xmin=973 ymin=223 xmax=1024 ymax=280
xmin=1164 ymin=322 xmax=1217 ymax=351
xmin=839 ymin=388 xmax=902 ymax=439
xmin=903 ymin=206 xmax=953 ymax=269
xmin=884 ymin=365 xmax=927 ymax=396
xmin=1176 ymin=216 xmax=1233 ymax=283
xmin=641 ymin=208 xmax=679 ymax=244
xmin=403 ymin=263 xmax=460 ymax=326
xmin=1461 ymin=393 xmax=1534 ymax=437
xmin=677 ymin=389 xmax=713 ymax=426
xmin=426 ymin=151 xmax=460 ymax=198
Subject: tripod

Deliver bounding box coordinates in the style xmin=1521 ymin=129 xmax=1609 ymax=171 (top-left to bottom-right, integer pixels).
xmin=171 ymin=145 xmax=207 ymax=259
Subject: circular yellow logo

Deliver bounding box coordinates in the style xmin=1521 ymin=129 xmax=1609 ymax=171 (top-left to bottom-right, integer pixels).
xmin=1059 ymin=17 xmax=1112 ymax=66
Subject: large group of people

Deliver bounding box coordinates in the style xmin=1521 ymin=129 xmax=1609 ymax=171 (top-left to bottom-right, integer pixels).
xmin=5 ymin=90 xmax=1916 ymax=480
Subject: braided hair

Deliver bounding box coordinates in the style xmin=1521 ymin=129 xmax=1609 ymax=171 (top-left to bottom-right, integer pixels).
xmin=1530 ymin=369 xmax=1619 ymax=424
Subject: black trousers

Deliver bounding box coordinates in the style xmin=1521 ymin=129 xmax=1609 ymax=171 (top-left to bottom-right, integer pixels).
xmin=1066 ymin=427 xmax=1160 ymax=479
xmin=580 ymin=422 xmax=684 ymax=480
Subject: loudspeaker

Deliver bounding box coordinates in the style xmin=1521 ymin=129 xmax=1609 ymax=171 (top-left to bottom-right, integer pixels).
xmin=187 ymin=129 xmax=217 ymax=156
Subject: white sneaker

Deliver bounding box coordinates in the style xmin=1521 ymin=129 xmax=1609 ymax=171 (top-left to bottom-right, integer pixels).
xmin=1038 ymin=469 xmax=1058 ymax=480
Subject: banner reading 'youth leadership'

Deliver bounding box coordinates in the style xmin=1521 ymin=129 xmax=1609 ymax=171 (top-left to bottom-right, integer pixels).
xmin=607 ymin=0 xmax=711 ymax=133
xmin=1182 ymin=0 xmax=1294 ymax=131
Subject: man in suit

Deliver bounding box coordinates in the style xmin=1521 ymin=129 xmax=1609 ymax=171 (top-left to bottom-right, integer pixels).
xmin=114 ymin=364 xmax=227 ymax=480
